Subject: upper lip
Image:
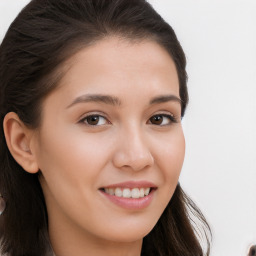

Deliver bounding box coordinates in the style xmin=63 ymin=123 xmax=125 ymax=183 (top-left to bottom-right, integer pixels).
xmin=100 ymin=180 xmax=157 ymax=189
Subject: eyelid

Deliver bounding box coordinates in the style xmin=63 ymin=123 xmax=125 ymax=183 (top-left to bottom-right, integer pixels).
xmin=148 ymin=112 xmax=179 ymax=126
xmin=163 ymin=113 xmax=178 ymax=123
xmin=78 ymin=112 xmax=111 ymax=125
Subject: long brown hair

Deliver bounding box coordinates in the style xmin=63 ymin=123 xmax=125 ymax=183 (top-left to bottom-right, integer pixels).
xmin=0 ymin=0 xmax=211 ymax=255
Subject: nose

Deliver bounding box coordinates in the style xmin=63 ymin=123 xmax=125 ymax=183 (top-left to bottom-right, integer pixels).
xmin=112 ymin=126 xmax=154 ymax=171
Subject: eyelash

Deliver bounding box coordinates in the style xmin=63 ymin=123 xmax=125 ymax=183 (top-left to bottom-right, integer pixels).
xmin=78 ymin=113 xmax=178 ymax=126
xmin=148 ymin=114 xmax=178 ymax=126
xmin=79 ymin=114 xmax=110 ymax=126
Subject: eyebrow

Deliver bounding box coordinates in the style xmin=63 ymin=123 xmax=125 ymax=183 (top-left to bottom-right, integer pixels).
xmin=149 ymin=95 xmax=182 ymax=105
xmin=66 ymin=93 xmax=182 ymax=109
xmin=66 ymin=94 xmax=121 ymax=108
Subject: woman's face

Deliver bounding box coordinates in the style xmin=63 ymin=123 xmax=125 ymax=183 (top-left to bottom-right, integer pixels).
xmin=33 ymin=37 xmax=185 ymax=245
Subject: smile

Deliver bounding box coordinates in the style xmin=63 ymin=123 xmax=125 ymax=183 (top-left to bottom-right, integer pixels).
xmin=103 ymin=187 xmax=151 ymax=198
xmin=99 ymin=181 xmax=157 ymax=210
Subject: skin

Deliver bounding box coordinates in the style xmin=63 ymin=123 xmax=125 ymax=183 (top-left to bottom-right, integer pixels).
xmin=4 ymin=37 xmax=185 ymax=256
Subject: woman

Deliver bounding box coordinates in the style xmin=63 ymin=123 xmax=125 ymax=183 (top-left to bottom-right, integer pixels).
xmin=0 ymin=0 xmax=211 ymax=255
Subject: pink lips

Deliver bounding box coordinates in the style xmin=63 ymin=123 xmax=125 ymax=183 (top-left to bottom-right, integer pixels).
xmin=99 ymin=181 xmax=157 ymax=210
xmin=103 ymin=180 xmax=156 ymax=189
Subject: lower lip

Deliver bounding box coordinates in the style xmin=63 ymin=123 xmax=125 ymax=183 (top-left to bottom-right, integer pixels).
xmin=100 ymin=190 xmax=155 ymax=210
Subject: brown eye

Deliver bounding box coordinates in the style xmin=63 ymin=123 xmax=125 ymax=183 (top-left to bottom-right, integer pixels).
xmin=150 ymin=115 xmax=163 ymax=125
xmin=80 ymin=115 xmax=108 ymax=126
xmin=149 ymin=114 xmax=176 ymax=126
xmin=87 ymin=116 xmax=100 ymax=125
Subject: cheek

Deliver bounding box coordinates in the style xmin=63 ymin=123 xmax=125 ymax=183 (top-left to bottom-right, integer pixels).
xmin=154 ymin=129 xmax=185 ymax=194
xmin=35 ymin=126 xmax=112 ymax=198
xmin=155 ymin=128 xmax=185 ymax=172
xmin=36 ymin=127 xmax=115 ymax=230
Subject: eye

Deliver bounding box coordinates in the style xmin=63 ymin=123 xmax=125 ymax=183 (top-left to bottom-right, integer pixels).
xmin=79 ymin=115 xmax=109 ymax=126
xmin=148 ymin=114 xmax=177 ymax=126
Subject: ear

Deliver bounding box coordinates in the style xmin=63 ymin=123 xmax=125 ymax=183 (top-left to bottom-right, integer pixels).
xmin=3 ymin=112 xmax=39 ymax=174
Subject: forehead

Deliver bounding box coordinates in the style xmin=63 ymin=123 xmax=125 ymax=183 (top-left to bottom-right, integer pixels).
xmin=44 ymin=37 xmax=180 ymax=107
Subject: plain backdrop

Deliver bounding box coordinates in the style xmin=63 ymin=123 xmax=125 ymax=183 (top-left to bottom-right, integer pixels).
xmin=1 ymin=1 xmax=256 ymax=256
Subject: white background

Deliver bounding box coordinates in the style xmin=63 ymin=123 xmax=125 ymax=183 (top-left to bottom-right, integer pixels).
xmin=1 ymin=1 xmax=256 ymax=256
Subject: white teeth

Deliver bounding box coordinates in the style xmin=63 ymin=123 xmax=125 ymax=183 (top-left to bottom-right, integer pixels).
xmin=104 ymin=187 xmax=151 ymax=198
xmin=115 ymin=188 xmax=123 ymax=197
xmin=123 ymin=188 xmax=131 ymax=198
xmin=139 ymin=188 xmax=145 ymax=198
xmin=108 ymin=188 xmax=115 ymax=195
xmin=144 ymin=188 xmax=150 ymax=196
xmin=131 ymin=188 xmax=140 ymax=199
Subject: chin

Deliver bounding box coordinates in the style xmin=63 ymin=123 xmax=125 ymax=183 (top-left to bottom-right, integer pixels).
xmin=99 ymin=220 xmax=156 ymax=243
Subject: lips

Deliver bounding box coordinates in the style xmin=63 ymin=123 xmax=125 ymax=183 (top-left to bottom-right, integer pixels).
xmin=99 ymin=181 xmax=157 ymax=209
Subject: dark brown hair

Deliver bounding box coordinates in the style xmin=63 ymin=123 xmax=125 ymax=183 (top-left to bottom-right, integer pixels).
xmin=0 ymin=0 xmax=211 ymax=255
